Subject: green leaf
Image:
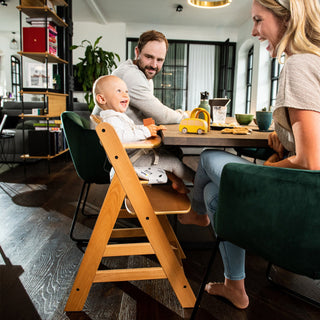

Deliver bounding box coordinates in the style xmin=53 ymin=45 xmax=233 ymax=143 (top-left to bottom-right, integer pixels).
xmin=71 ymin=36 xmax=121 ymax=111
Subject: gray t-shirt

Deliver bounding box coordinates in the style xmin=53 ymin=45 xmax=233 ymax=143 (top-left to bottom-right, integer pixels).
xmin=273 ymin=53 xmax=320 ymax=154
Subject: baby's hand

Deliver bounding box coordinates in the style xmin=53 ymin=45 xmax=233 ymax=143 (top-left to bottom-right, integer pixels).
xmin=146 ymin=124 xmax=167 ymax=136
xmin=147 ymin=124 xmax=158 ymax=136
xmin=156 ymin=125 xmax=167 ymax=131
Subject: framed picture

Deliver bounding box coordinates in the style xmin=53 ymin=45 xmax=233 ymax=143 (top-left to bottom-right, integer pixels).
xmin=24 ymin=62 xmax=53 ymax=89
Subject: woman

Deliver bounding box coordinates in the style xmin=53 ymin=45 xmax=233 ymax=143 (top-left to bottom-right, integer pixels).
xmin=180 ymin=0 xmax=320 ymax=309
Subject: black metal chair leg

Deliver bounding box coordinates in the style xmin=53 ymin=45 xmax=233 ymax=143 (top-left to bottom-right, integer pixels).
xmin=190 ymin=237 xmax=221 ymax=320
xmin=80 ymin=182 xmax=98 ymax=217
xmin=70 ymin=181 xmax=92 ymax=244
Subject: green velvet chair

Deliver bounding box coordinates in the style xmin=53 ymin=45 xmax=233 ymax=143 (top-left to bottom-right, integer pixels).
xmin=191 ymin=163 xmax=320 ymax=319
xmin=61 ymin=111 xmax=111 ymax=244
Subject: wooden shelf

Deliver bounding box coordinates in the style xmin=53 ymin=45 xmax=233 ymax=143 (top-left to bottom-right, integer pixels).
xmin=21 ymin=148 xmax=69 ymax=160
xmin=20 ymin=91 xmax=68 ymax=96
xmin=19 ymin=92 xmax=67 ymax=117
xmin=17 ymin=5 xmax=68 ymax=27
xmin=19 ymin=52 xmax=68 ymax=64
xmin=21 ymin=0 xmax=68 ymax=6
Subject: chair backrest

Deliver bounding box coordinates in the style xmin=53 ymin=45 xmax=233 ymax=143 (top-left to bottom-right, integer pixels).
xmin=216 ymin=163 xmax=320 ymax=279
xmin=61 ymin=111 xmax=111 ymax=184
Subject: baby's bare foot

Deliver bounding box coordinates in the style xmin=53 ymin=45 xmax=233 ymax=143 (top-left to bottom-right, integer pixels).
xmin=167 ymin=172 xmax=189 ymax=194
xmin=171 ymin=181 xmax=190 ymax=194
xmin=178 ymin=210 xmax=210 ymax=227
xmin=205 ymin=282 xmax=249 ymax=309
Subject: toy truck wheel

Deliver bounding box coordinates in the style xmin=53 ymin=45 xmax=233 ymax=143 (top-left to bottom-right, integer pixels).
xmin=182 ymin=128 xmax=188 ymax=134
xmin=197 ymin=129 xmax=203 ymax=135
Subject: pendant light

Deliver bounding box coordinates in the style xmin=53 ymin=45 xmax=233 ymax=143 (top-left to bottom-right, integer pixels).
xmin=187 ymin=0 xmax=232 ymax=9
xmin=10 ymin=32 xmax=19 ymax=50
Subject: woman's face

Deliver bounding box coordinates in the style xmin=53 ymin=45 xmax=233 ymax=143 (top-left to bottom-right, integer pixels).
xmin=251 ymin=0 xmax=287 ymax=57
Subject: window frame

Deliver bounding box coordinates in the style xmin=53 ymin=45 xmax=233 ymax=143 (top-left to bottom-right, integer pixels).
xmin=11 ymin=55 xmax=21 ymax=101
xmin=245 ymin=46 xmax=254 ymax=114
xmin=270 ymin=57 xmax=283 ymax=107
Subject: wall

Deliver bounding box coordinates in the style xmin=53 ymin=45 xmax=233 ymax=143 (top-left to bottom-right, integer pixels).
xmin=126 ymin=22 xmax=238 ymax=42
xmin=73 ymin=22 xmax=126 ymax=63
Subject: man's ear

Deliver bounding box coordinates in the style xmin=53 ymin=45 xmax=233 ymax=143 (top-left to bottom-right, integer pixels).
xmin=135 ymin=46 xmax=140 ymax=60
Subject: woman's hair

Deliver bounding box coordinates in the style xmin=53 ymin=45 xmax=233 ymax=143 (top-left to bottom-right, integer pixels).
xmin=137 ymin=30 xmax=169 ymax=52
xmin=256 ymin=0 xmax=320 ymax=59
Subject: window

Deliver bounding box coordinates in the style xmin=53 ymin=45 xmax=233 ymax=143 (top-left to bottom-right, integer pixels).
xmin=245 ymin=46 xmax=254 ymax=114
xmin=11 ymin=55 xmax=21 ymax=101
xmin=270 ymin=57 xmax=283 ymax=107
xmin=126 ymin=39 xmax=236 ymax=115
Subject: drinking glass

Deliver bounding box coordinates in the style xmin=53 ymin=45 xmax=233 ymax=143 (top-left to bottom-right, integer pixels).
xmin=212 ymin=106 xmax=227 ymax=124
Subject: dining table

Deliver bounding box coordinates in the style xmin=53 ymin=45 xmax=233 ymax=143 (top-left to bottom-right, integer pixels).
xmin=160 ymin=118 xmax=272 ymax=148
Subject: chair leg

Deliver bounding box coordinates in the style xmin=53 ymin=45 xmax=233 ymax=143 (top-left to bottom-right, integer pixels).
xmin=70 ymin=181 xmax=94 ymax=244
xmin=190 ymin=237 xmax=221 ymax=320
xmin=266 ymin=263 xmax=320 ymax=308
xmin=81 ymin=183 xmax=99 ymax=217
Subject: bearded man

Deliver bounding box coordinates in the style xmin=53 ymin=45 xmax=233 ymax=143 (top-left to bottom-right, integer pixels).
xmin=111 ymin=30 xmax=189 ymax=125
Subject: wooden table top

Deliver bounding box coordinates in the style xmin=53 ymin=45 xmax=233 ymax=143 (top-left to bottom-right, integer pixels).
xmin=161 ymin=121 xmax=272 ymax=148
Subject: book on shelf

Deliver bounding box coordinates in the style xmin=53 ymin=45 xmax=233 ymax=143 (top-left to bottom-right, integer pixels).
xmin=33 ymin=122 xmax=61 ymax=131
xmin=23 ymin=23 xmax=58 ymax=56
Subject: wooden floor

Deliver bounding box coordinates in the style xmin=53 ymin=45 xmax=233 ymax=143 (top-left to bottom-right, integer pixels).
xmin=0 ymin=157 xmax=319 ymax=320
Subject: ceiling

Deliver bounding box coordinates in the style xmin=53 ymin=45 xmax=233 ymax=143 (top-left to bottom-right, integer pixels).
xmin=71 ymin=0 xmax=253 ymax=29
xmin=1 ymin=0 xmax=253 ymax=32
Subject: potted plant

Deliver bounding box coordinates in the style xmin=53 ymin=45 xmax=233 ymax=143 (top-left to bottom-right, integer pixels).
xmin=71 ymin=36 xmax=120 ymax=111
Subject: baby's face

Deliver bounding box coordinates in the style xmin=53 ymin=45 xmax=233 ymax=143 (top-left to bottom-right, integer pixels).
xmin=103 ymin=78 xmax=129 ymax=113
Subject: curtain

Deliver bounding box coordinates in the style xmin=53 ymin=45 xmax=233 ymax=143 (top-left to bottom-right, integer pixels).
xmin=187 ymin=44 xmax=215 ymax=110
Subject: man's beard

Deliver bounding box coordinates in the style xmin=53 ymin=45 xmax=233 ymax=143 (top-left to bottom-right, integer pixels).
xmin=136 ymin=59 xmax=158 ymax=80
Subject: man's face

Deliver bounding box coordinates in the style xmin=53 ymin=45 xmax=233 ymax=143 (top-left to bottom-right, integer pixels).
xmin=135 ymin=40 xmax=167 ymax=80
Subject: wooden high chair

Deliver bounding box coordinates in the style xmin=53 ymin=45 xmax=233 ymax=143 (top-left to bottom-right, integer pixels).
xmin=65 ymin=121 xmax=196 ymax=312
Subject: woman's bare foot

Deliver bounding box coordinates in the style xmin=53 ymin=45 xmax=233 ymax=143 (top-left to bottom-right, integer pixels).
xmin=178 ymin=209 xmax=210 ymax=227
xmin=166 ymin=172 xmax=190 ymax=194
xmin=205 ymin=279 xmax=249 ymax=309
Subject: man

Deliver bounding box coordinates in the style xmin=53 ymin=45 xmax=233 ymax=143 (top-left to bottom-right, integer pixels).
xmin=111 ymin=30 xmax=189 ymax=125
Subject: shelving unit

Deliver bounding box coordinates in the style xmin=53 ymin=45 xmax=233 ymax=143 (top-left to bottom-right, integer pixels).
xmin=17 ymin=0 xmax=71 ymax=162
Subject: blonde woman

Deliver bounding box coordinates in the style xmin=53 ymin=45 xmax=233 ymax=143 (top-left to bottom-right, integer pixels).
xmin=182 ymin=0 xmax=320 ymax=309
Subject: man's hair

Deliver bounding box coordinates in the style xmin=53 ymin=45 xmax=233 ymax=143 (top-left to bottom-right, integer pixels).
xmin=137 ymin=30 xmax=169 ymax=52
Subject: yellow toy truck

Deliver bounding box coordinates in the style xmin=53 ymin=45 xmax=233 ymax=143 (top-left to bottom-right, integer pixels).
xmin=179 ymin=108 xmax=210 ymax=134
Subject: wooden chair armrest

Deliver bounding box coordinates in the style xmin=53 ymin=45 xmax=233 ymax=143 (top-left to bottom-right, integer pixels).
xmin=122 ymin=135 xmax=162 ymax=149
xmin=90 ymin=114 xmax=103 ymax=124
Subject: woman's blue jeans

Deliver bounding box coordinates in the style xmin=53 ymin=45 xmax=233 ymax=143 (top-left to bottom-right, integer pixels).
xmin=191 ymin=149 xmax=252 ymax=281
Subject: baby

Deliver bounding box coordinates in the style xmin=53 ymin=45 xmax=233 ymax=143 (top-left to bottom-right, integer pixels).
xmin=93 ymin=75 xmax=195 ymax=193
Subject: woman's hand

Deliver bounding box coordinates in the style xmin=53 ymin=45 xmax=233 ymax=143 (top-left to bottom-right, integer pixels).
xmin=268 ymin=131 xmax=285 ymax=159
xmin=264 ymin=153 xmax=281 ymax=166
